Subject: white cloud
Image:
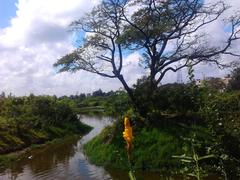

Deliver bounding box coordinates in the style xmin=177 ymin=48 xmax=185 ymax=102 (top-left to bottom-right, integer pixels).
xmin=0 ymin=1 xmax=93 ymax=95
xmin=0 ymin=0 xmax=146 ymax=96
xmin=161 ymin=0 xmax=240 ymax=83
xmin=0 ymin=0 xmax=240 ymax=96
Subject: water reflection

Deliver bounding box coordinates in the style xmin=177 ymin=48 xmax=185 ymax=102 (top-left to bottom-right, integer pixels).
xmin=0 ymin=115 xmax=221 ymax=180
xmin=0 ymin=115 xmax=113 ymax=180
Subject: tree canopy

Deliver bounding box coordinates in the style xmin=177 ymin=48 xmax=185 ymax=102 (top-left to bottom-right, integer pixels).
xmin=228 ymin=67 xmax=240 ymax=90
xmin=54 ymin=0 xmax=240 ymax=114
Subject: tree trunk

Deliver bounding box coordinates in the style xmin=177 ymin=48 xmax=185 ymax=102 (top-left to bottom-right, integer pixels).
xmin=117 ymin=74 xmax=146 ymax=117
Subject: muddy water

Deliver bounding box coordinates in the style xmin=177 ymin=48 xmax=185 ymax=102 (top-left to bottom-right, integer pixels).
xmin=0 ymin=115 xmax=113 ymax=180
xmin=0 ymin=115 xmax=221 ymax=180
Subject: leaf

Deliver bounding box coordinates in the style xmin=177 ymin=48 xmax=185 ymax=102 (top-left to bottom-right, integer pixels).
xmin=128 ymin=171 xmax=136 ymax=180
xmin=198 ymin=154 xmax=215 ymax=161
xmin=172 ymin=155 xmax=193 ymax=160
xmin=181 ymin=159 xmax=193 ymax=163
xmin=187 ymin=173 xmax=197 ymax=177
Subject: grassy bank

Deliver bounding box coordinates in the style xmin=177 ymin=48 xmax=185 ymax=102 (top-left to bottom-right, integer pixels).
xmin=0 ymin=95 xmax=93 ymax=169
xmin=84 ymin=119 xmax=214 ymax=175
xmin=0 ymin=121 xmax=92 ymax=169
xmin=83 ymin=88 xmax=240 ymax=178
xmin=0 ymin=121 xmax=91 ymax=154
xmin=75 ymin=106 xmax=105 ymax=114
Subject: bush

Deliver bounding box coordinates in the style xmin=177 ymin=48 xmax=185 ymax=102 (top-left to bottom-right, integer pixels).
xmin=0 ymin=95 xmax=91 ymax=154
xmin=84 ymin=121 xmax=186 ymax=172
xmin=199 ymin=91 xmax=240 ymax=179
xmin=133 ymin=79 xmax=201 ymax=119
xmin=228 ymin=67 xmax=240 ymax=90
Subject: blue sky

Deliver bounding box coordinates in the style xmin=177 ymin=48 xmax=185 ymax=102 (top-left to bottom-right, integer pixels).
xmin=0 ymin=0 xmax=17 ymax=28
xmin=0 ymin=0 xmax=239 ymax=96
xmin=0 ymin=0 xmax=126 ymax=96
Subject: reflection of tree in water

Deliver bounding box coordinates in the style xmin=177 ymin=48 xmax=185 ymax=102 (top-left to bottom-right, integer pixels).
xmin=5 ymin=168 xmax=23 ymax=180
xmin=9 ymin=136 xmax=79 ymax=178
xmin=0 ymin=116 xmax=114 ymax=180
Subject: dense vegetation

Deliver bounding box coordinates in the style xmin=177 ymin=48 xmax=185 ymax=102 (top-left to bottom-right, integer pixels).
xmin=53 ymin=0 xmax=240 ymax=177
xmin=59 ymin=90 xmax=131 ymax=116
xmin=84 ymin=81 xmax=240 ymax=179
xmin=228 ymin=67 xmax=240 ymax=90
xmin=1 ymin=70 xmax=239 ymax=178
xmin=0 ymin=94 xmax=91 ymax=168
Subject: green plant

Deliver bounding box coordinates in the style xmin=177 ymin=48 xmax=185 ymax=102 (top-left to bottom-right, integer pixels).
xmin=173 ymin=135 xmax=215 ymax=180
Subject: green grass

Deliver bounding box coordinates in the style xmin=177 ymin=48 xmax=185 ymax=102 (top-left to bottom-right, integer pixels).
xmin=84 ymin=123 xmax=188 ymax=173
xmin=75 ymin=106 xmax=105 ymax=115
xmin=84 ymin=118 xmax=216 ymax=175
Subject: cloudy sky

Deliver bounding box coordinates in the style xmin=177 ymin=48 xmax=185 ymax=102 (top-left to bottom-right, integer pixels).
xmin=0 ymin=0 xmax=239 ymax=96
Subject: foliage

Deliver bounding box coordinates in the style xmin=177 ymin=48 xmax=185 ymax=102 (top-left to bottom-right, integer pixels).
xmin=0 ymin=95 xmax=91 ymax=154
xmin=228 ymin=67 xmax=240 ymax=90
xmin=173 ymin=134 xmax=215 ymax=180
xmin=84 ymin=120 xmax=216 ymax=174
xmin=92 ymin=89 xmax=104 ymax=97
xmin=104 ymin=90 xmax=132 ymax=116
xmin=202 ymin=77 xmax=226 ymax=91
xmin=62 ymin=90 xmax=131 ymax=116
xmin=54 ymin=0 xmax=240 ymax=116
xmin=199 ymin=91 xmax=240 ymax=179
xmin=154 ymin=84 xmax=200 ymax=114
xmin=133 ymin=77 xmax=201 ymax=119
xmin=83 ymin=86 xmax=240 ymax=178
xmin=56 ymin=86 xmax=240 ymax=178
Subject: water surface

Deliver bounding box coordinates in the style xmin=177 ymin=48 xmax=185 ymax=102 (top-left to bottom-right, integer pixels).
xmin=0 ymin=115 xmax=221 ymax=180
xmin=0 ymin=115 xmax=113 ymax=180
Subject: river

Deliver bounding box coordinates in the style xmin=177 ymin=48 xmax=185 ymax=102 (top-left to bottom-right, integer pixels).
xmin=0 ymin=115 xmax=220 ymax=180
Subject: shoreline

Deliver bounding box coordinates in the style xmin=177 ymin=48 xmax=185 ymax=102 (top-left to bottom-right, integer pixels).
xmin=0 ymin=124 xmax=92 ymax=170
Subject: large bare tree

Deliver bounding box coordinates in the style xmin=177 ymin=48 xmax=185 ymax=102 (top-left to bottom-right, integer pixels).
xmin=54 ymin=0 xmax=240 ymax=112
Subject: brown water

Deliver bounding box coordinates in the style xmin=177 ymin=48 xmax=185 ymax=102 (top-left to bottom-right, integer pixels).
xmin=0 ymin=115 xmax=221 ymax=180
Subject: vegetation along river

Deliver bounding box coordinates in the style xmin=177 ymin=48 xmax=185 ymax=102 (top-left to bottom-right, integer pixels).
xmin=0 ymin=115 xmax=218 ymax=180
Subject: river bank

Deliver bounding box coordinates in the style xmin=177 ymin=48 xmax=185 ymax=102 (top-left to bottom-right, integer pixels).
xmin=84 ymin=121 xmax=183 ymax=171
xmin=0 ymin=115 xmax=114 ymax=180
xmin=84 ymin=118 xmax=224 ymax=179
xmin=0 ymin=122 xmax=92 ymax=170
xmin=0 ymin=95 xmax=95 ymax=170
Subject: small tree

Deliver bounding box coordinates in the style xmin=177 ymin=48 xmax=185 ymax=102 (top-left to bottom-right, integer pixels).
xmin=203 ymin=77 xmax=226 ymax=91
xmin=92 ymin=89 xmax=104 ymax=97
xmin=54 ymin=0 xmax=240 ymax=116
xmin=228 ymin=67 xmax=240 ymax=90
xmin=0 ymin=92 xmax=5 ymax=99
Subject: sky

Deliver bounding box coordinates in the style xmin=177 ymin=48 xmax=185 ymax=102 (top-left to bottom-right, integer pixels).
xmin=0 ymin=0 xmax=239 ymax=96
xmin=0 ymin=0 xmax=17 ymax=28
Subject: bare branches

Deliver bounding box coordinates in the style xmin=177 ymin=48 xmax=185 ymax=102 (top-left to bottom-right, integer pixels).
xmin=118 ymin=0 xmax=240 ymax=86
xmin=66 ymin=1 xmax=127 ymax=78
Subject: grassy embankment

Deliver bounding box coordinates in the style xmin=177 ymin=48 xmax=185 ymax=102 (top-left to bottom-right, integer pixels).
xmin=0 ymin=95 xmax=92 ymax=169
xmin=83 ymin=87 xmax=240 ymax=178
xmin=75 ymin=106 xmax=105 ymax=114
xmin=84 ymin=117 xmax=212 ymax=174
xmin=0 ymin=123 xmax=91 ymax=169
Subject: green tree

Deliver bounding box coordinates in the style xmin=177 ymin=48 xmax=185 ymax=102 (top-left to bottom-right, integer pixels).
xmin=0 ymin=92 xmax=5 ymax=99
xmin=228 ymin=67 xmax=240 ymax=90
xmin=54 ymin=0 xmax=240 ymax=116
xmin=203 ymin=77 xmax=226 ymax=91
xmin=92 ymin=89 xmax=104 ymax=97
